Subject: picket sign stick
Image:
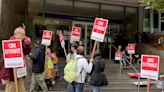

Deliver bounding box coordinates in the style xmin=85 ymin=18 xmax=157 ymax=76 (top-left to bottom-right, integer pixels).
xmin=130 ymin=54 xmax=132 ymax=65
xmin=13 ymin=68 xmax=19 ymax=92
xmin=147 ymin=78 xmax=150 ymax=92
xmin=90 ymin=41 xmax=97 ymax=60
xmin=45 ymin=46 xmax=48 ymax=69
xmin=45 ymin=45 xmax=48 ymax=57
xmin=63 ymin=47 xmax=68 ymax=59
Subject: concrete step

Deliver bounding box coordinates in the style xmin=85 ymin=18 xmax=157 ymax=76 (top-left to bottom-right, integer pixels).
xmin=14 ymin=59 xmax=160 ymax=92
xmin=49 ymin=86 xmax=161 ymax=92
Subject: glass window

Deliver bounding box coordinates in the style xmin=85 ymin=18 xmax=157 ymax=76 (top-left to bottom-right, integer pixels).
xmin=28 ymin=0 xmax=73 ymax=15
xmin=125 ymin=7 xmax=138 ymax=42
xmin=74 ymin=2 xmax=99 ymax=17
xmin=144 ymin=10 xmax=150 ymax=33
xmin=28 ymin=0 xmax=44 ymax=15
xmin=154 ymin=11 xmax=158 ymax=28
xmin=153 ymin=10 xmax=159 ymax=33
xmin=161 ymin=13 xmax=164 ymax=31
xmin=45 ymin=0 xmax=73 ymax=14
xmin=100 ymin=4 xmax=124 ymax=19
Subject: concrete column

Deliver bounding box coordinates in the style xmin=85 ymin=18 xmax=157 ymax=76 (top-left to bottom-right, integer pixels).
xmin=84 ymin=24 xmax=87 ymax=56
xmin=0 ymin=0 xmax=2 ymax=28
xmin=158 ymin=11 xmax=161 ymax=32
xmin=139 ymin=6 xmax=144 ymax=32
xmin=97 ymin=42 xmax=100 ymax=52
xmin=150 ymin=10 xmax=154 ymax=33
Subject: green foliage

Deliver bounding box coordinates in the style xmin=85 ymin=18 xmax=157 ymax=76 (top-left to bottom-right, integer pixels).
xmin=139 ymin=0 xmax=164 ymax=12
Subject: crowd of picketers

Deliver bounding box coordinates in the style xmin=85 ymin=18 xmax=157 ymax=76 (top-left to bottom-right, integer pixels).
xmin=115 ymin=45 xmax=141 ymax=67
xmin=0 ymin=25 xmax=109 ymax=92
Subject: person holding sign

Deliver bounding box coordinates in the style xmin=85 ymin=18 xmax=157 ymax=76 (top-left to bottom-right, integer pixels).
xmin=90 ymin=51 xmax=107 ymax=92
xmin=45 ymin=47 xmax=58 ymax=91
xmin=115 ymin=45 xmax=126 ymax=66
xmin=66 ymin=46 xmax=93 ymax=92
xmin=122 ymin=46 xmax=132 ymax=66
xmin=78 ymin=40 xmax=84 ymax=48
xmin=28 ymin=40 xmax=48 ymax=92
xmin=2 ymin=27 xmax=31 ymax=92
xmin=66 ymin=43 xmax=78 ymax=63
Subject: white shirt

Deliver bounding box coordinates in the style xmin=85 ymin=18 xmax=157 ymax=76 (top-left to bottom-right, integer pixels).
xmin=66 ymin=53 xmax=77 ymax=63
xmin=75 ymin=55 xmax=93 ymax=83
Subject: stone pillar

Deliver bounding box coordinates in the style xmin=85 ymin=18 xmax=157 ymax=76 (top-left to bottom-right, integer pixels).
xmin=0 ymin=0 xmax=2 ymax=32
xmin=139 ymin=6 xmax=144 ymax=32
xmin=158 ymin=11 xmax=161 ymax=32
xmin=0 ymin=0 xmax=27 ymax=39
xmin=150 ymin=10 xmax=154 ymax=34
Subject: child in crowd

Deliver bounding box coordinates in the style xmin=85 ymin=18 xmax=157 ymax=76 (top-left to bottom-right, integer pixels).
xmin=117 ymin=45 xmax=127 ymax=66
xmin=45 ymin=47 xmax=58 ymax=90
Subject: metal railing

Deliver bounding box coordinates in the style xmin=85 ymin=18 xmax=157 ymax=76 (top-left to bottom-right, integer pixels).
xmin=110 ymin=44 xmax=141 ymax=92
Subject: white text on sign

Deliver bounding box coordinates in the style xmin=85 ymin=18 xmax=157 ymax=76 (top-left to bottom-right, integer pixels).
xmin=94 ymin=25 xmax=106 ymax=31
xmin=143 ymin=63 xmax=157 ymax=68
xmin=147 ymin=58 xmax=154 ymax=63
xmin=143 ymin=58 xmax=157 ymax=68
xmin=98 ymin=21 xmax=104 ymax=26
xmin=5 ymin=43 xmax=21 ymax=54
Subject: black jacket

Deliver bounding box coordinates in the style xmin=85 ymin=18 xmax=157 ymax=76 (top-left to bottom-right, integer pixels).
xmin=90 ymin=56 xmax=105 ymax=86
xmin=29 ymin=46 xmax=45 ymax=73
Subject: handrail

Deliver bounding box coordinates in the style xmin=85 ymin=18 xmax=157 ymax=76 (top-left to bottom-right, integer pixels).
xmin=111 ymin=44 xmax=140 ymax=92
xmin=111 ymin=44 xmax=139 ymax=73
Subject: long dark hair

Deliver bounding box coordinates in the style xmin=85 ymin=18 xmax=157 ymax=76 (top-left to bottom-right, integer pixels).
xmin=93 ymin=51 xmax=101 ymax=58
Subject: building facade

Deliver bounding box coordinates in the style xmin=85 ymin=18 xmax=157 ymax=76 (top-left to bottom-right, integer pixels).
xmin=0 ymin=0 xmax=147 ymax=56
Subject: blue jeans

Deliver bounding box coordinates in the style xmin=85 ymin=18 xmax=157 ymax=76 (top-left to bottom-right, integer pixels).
xmin=120 ymin=59 xmax=126 ymax=66
xmin=92 ymin=86 xmax=101 ymax=92
xmin=67 ymin=82 xmax=84 ymax=92
xmin=54 ymin=64 xmax=60 ymax=77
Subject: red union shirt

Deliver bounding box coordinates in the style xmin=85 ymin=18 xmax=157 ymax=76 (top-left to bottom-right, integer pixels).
xmin=142 ymin=56 xmax=159 ymax=71
xmin=3 ymin=40 xmax=23 ymax=58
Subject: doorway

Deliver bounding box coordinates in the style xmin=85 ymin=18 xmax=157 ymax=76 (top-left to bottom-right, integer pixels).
xmin=72 ymin=21 xmax=94 ymax=56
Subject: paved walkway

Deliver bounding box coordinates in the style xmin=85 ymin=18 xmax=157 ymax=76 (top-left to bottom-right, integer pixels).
xmin=0 ymin=58 xmax=161 ymax=92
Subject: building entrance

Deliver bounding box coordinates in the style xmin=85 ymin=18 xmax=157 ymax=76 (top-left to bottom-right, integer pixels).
xmin=72 ymin=21 xmax=94 ymax=56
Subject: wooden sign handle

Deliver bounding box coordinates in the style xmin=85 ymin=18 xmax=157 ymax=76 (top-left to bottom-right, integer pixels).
xmin=90 ymin=41 xmax=97 ymax=62
xmin=63 ymin=47 xmax=68 ymax=59
xmin=45 ymin=46 xmax=48 ymax=70
xmin=13 ymin=68 xmax=19 ymax=92
xmin=147 ymin=78 xmax=150 ymax=92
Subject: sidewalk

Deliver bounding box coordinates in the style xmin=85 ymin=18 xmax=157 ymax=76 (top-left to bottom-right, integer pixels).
xmin=0 ymin=58 xmax=161 ymax=92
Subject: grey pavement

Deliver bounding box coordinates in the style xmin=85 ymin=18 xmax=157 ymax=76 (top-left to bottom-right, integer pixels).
xmin=0 ymin=58 xmax=162 ymax=92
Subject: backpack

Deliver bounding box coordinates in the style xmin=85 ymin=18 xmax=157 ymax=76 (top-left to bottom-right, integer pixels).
xmin=64 ymin=56 xmax=83 ymax=83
